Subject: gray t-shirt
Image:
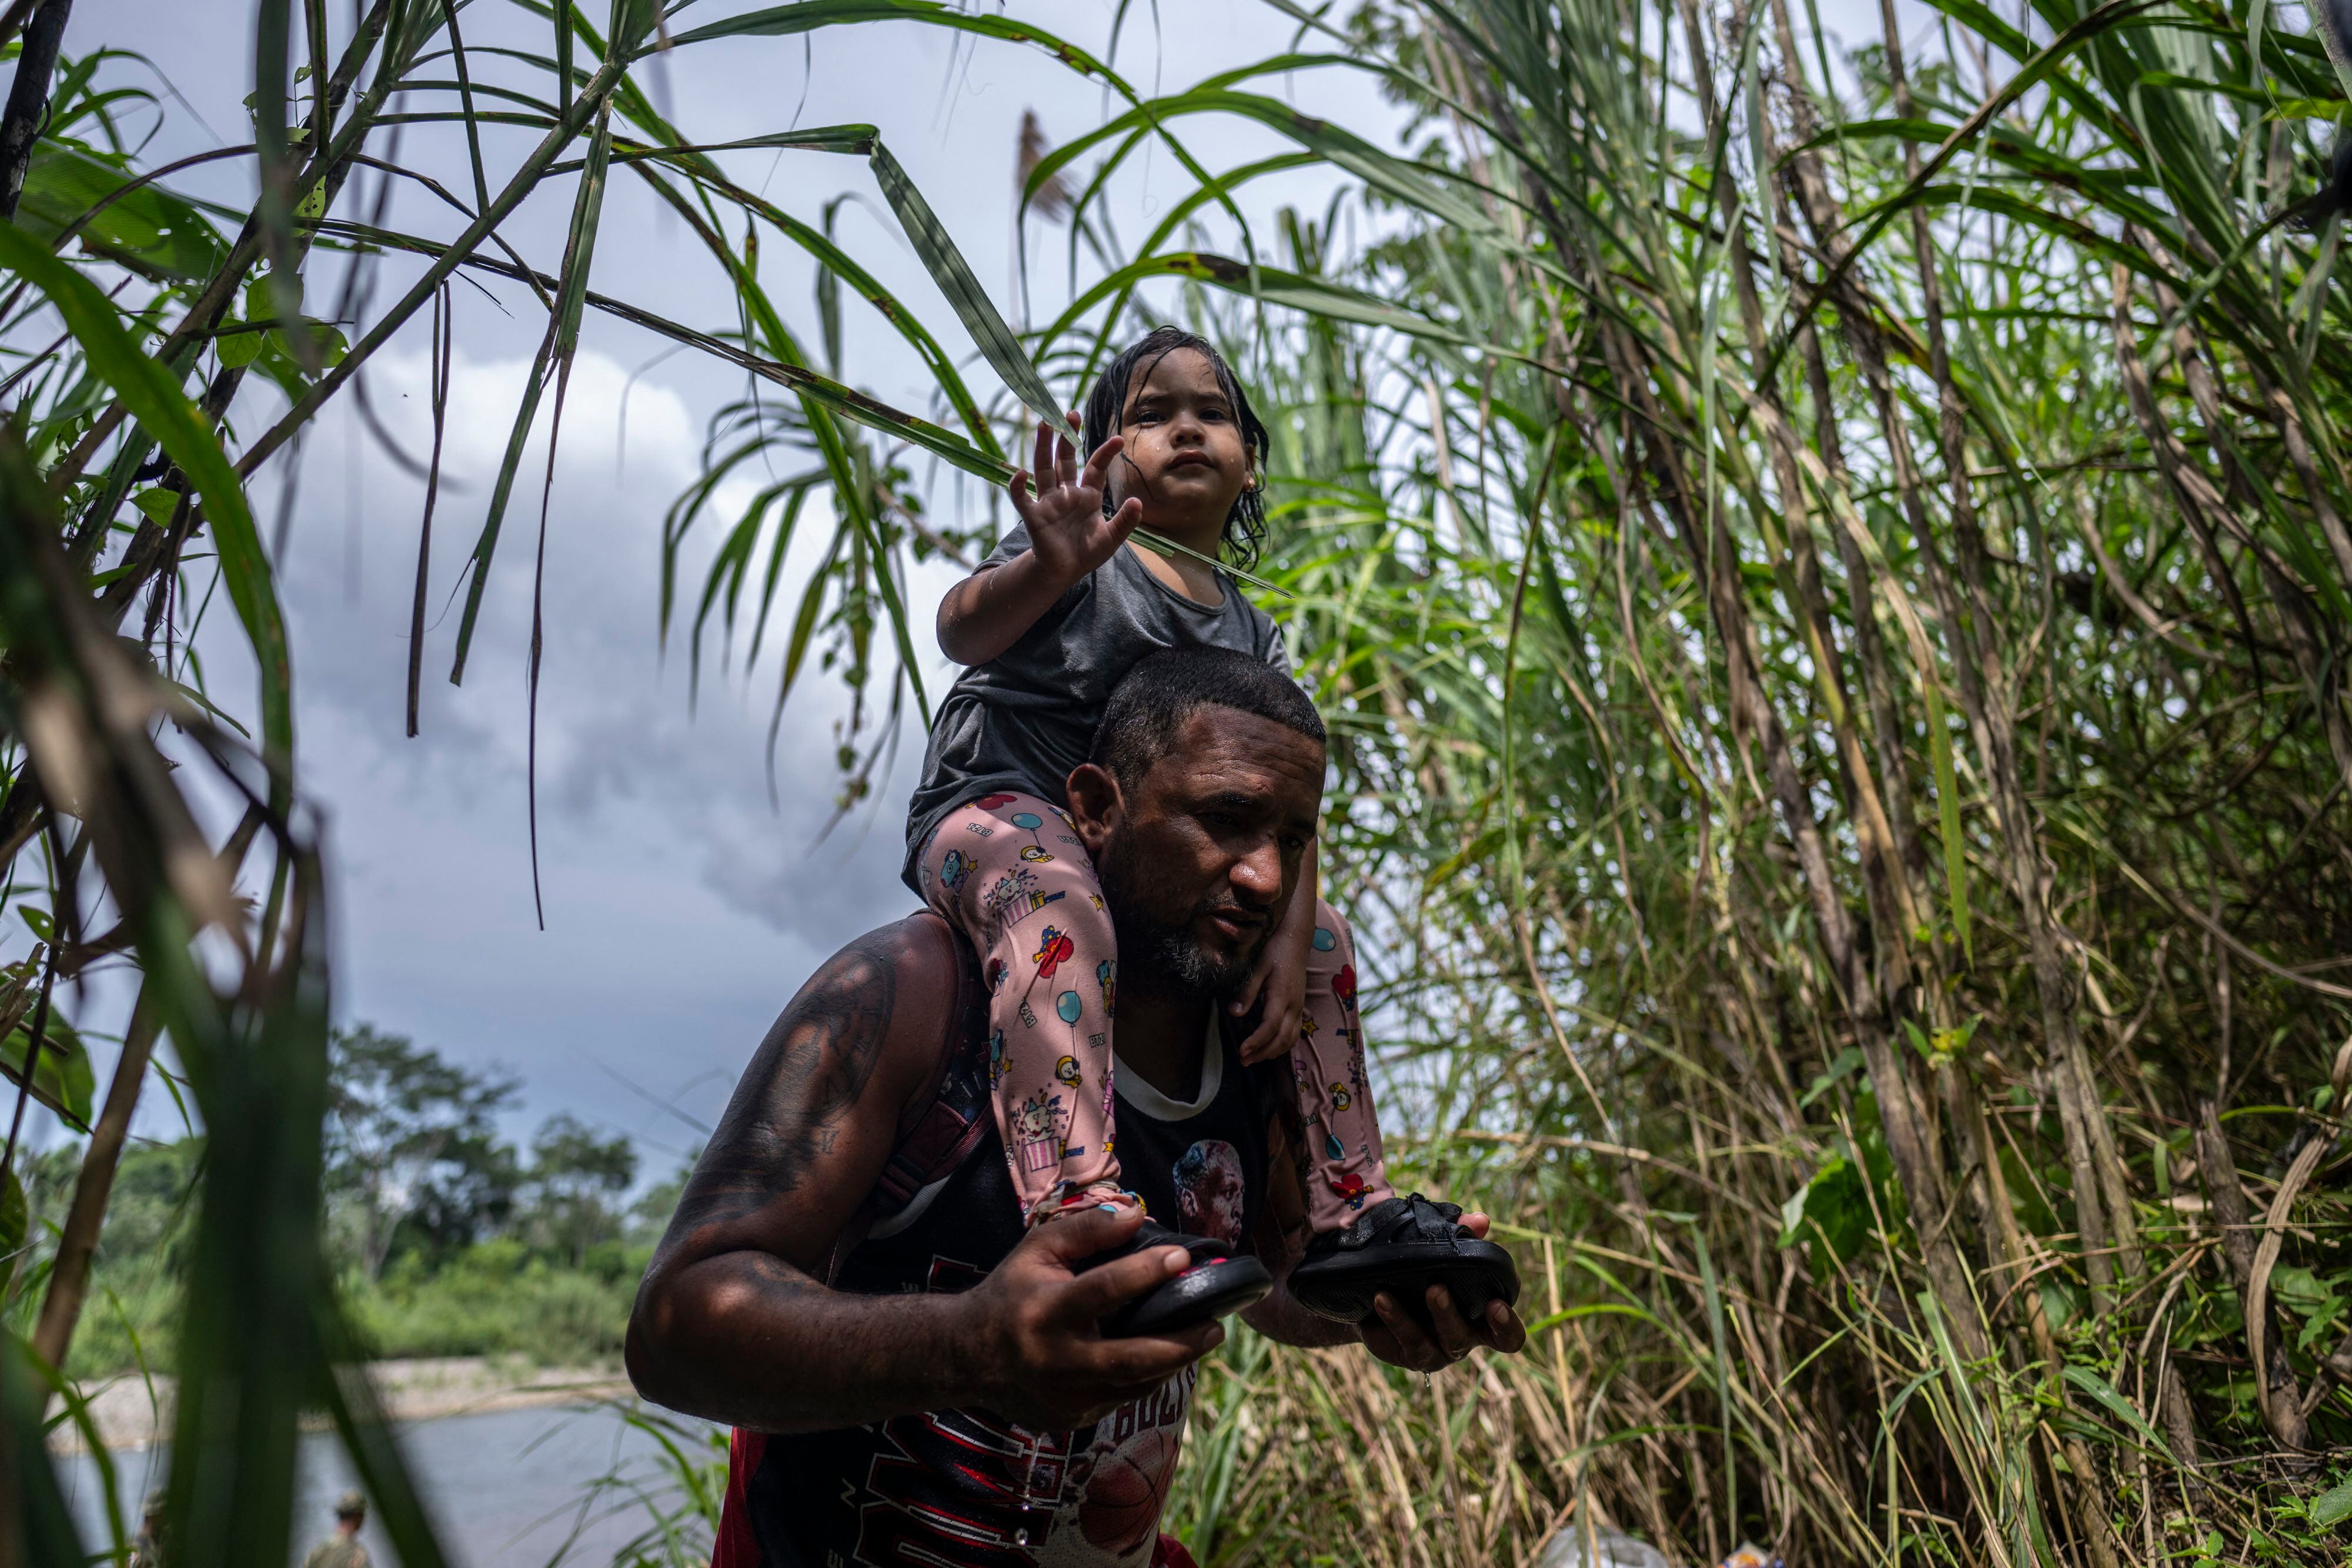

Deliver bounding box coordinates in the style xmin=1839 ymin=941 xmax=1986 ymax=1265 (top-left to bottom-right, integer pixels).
xmin=903 ymin=527 xmax=1290 ymax=890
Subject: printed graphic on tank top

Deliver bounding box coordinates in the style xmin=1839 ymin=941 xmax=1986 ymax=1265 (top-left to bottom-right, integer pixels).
xmin=730 ymin=1005 xmax=1279 ymax=1568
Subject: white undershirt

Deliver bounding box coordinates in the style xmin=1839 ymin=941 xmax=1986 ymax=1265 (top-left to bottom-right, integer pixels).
xmin=1111 ymin=1011 xmax=1222 ymax=1121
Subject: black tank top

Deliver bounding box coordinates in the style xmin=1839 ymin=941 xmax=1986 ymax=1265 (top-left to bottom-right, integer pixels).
xmin=728 ymin=978 xmax=1282 ymax=1568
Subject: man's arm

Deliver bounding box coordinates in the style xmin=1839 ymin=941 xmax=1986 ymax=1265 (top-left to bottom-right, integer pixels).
xmin=626 ymin=917 xmax=1220 ymax=1433
xmin=1242 ymin=1099 xmax=1529 ymax=1367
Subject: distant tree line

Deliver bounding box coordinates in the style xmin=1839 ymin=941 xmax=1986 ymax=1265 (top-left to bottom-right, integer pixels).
xmin=320 ymin=1024 xmax=665 ymax=1278
xmin=9 ymin=1024 xmax=684 ymax=1375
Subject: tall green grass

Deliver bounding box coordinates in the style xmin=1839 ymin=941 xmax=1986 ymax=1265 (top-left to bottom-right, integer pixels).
xmin=984 ymin=0 xmax=2352 ymax=1561
xmin=10 ymin=0 xmax=2352 ymax=1563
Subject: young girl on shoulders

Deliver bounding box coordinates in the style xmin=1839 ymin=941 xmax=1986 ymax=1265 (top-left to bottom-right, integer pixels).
xmin=904 ymin=327 xmax=1514 ymax=1332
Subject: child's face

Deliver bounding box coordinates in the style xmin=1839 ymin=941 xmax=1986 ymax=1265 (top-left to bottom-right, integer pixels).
xmin=1104 ymin=347 xmax=1252 ymax=533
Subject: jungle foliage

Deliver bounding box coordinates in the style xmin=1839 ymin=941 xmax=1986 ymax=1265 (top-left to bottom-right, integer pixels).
xmin=5 ymin=0 xmax=2352 ymax=1564
xmin=1048 ymin=0 xmax=2352 ymax=1563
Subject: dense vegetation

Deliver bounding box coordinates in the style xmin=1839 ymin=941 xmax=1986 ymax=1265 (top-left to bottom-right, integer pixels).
xmin=5 ymin=0 xmax=2352 ymax=1566
xmin=15 ymin=1026 xmax=678 ymax=1379
xmin=1080 ymin=1 xmax=2352 ymax=1563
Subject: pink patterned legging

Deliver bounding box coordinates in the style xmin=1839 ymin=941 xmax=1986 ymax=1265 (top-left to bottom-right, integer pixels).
xmin=919 ymin=790 xmax=1392 ymax=1235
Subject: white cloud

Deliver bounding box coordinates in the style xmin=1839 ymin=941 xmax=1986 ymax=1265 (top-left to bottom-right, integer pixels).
xmin=189 ymin=345 xmax=943 ymax=1151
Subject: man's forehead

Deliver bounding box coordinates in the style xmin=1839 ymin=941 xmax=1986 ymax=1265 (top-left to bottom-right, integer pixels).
xmin=1143 ymin=707 xmax=1324 ymax=800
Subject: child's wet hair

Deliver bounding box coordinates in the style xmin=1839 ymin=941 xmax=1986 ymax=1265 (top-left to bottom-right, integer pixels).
xmin=1081 ymin=326 xmax=1271 ymax=569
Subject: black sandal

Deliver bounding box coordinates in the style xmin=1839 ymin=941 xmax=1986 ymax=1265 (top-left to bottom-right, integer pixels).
xmin=1081 ymin=1218 xmax=1273 ymax=1338
xmin=1288 ymin=1193 xmax=1521 ymax=1330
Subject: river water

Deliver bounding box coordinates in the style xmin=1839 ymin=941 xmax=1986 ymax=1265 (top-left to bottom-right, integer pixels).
xmin=54 ymin=1403 xmax=718 ymax=1568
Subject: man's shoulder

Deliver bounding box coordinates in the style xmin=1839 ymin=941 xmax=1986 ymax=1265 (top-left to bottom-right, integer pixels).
xmin=798 ymin=914 xmax=972 ymax=1012
xmin=766 ymin=914 xmax=978 ymax=1115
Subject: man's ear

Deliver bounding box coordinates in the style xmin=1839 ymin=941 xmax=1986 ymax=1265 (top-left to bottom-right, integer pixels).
xmin=1064 ymin=763 xmax=1122 ymax=855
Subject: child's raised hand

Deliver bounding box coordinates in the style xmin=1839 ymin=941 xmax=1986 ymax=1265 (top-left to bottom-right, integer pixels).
xmin=1009 ymin=416 xmax=1144 ymax=587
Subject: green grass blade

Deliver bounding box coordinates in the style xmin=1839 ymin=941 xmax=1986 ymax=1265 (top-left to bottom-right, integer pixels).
xmin=0 ymin=223 xmax=293 ymax=767
xmin=867 ymin=138 xmax=1065 ymax=426
xmin=1926 ymin=684 xmax=1972 ymax=962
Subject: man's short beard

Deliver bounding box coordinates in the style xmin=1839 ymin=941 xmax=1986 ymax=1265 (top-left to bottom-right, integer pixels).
xmin=1098 ymin=834 xmax=1267 ymax=1002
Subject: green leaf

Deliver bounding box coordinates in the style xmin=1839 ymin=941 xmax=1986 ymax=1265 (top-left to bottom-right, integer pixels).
xmin=2062 ymin=1366 xmax=2171 ymax=1456
xmin=1024 ymin=86 xmax=1508 ymax=246
xmin=1926 ymin=684 xmax=1972 ymax=961
xmin=264 ymin=320 xmax=346 ymax=371
xmin=130 ymin=488 xmax=178 ymax=524
xmin=1054 ymin=250 xmax=1491 ymax=367
xmin=868 ymin=139 xmax=1063 ymax=427
xmin=1799 ymin=1047 xmax=1865 ymax=1109
xmin=0 ymin=1165 xmax=22 ymax=1258
xmin=0 ymin=1335 xmax=83 ymax=1557
xmin=662 ymin=0 xmax=1124 ymax=92
xmin=13 ymin=142 xmax=230 ymax=282
xmin=450 ymin=103 xmax=617 ymax=686
xmin=245 ymin=272 xmax=298 ymax=322
xmin=215 ymin=324 xmax=265 ymax=369
xmin=0 ymin=1011 xmax=94 ymax=1131
xmin=0 ymin=222 xmax=293 ymax=765
xmin=1779 ymin=1154 xmax=1872 ymax=1269
xmin=2313 ymin=1477 xmax=2352 ymax=1527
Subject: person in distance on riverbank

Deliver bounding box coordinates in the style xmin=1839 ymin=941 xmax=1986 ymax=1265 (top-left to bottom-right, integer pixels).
xmin=299 ymin=1492 xmax=370 ymax=1568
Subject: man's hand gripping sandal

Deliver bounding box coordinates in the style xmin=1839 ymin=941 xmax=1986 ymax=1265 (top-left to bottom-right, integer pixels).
xmin=1287 ymin=1193 xmax=1521 ymax=1330
xmin=1082 ymin=1218 xmax=1274 ymax=1338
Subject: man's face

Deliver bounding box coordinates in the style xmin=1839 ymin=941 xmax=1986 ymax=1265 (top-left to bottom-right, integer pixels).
xmin=1077 ymin=707 xmax=1323 ymax=1000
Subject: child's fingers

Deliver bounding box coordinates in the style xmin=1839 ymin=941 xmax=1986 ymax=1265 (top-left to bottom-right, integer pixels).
xmin=1055 ymin=423 xmax=1080 ymax=487
xmin=1227 ymin=964 xmax=1266 ymax=1016
xmin=1032 ymin=420 xmax=1055 ymax=484
xmin=1104 ymin=496 xmax=1144 ymax=540
xmin=1234 ymin=1011 xmax=1283 ymax=1064
xmin=1007 ymin=469 xmax=1038 ymax=523
xmin=1080 ymin=433 xmax=1125 ymax=492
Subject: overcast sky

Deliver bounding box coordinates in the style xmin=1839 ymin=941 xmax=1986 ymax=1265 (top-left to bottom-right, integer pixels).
xmin=34 ymin=0 xmax=1941 ymax=1174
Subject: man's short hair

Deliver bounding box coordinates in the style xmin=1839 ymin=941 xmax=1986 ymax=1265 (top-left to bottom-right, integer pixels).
xmin=1090 ymin=646 xmax=1325 ymax=790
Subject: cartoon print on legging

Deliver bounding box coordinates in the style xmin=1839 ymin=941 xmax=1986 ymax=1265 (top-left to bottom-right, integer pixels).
xmin=1009 ymin=810 xmax=1054 ymax=863
xmin=1034 ymin=926 xmax=1075 ymax=981
xmin=1174 ymin=1140 xmax=1245 ymax=1247
xmin=1012 ymin=1087 xmax=1070 ymax=1174
xmin=928 ymin=790 xmax=1396 ymax=1235
xmin=983 ymin=866 xmax=1062 ymax=927
xmin=987 ymin=1029 xmax=1010 ymax=1091
xmin=937 ymin=847 xmax=974 ymax=894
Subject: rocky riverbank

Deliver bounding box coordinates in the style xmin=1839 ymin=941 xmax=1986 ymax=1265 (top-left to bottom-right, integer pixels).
xmin=48 ymin=1356 xmax=632 ymax=1453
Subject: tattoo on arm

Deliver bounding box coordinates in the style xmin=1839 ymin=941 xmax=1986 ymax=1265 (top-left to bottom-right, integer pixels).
xmin=670 ymin=931 xmax=900 ymax=1232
